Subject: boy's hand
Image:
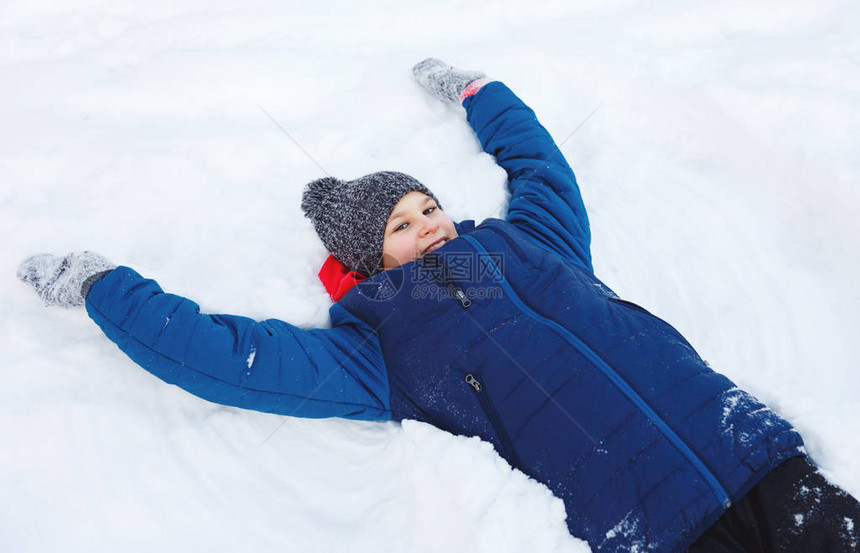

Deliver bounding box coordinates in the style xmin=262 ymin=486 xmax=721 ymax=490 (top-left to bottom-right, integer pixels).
xmin=412 ymin=58 xmax=488 ymax=103
xmin=17 ymin=252 xmax=116 ymax=308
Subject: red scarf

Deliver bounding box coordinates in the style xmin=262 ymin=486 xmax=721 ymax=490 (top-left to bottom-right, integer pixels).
xmin=318 ymin=255 xmax=367 ymax=302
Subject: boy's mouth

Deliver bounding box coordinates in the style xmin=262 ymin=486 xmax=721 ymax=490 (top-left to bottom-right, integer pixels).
xmin=422 ymin=237 xmax=448 ymax=255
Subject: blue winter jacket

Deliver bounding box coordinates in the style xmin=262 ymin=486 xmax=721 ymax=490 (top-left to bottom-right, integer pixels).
xmin=85 ymin=82 xmax=805 ymax=552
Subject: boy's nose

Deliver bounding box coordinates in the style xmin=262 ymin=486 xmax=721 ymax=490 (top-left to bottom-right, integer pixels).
xmin=420 ymin=219 xmax=440 ymax=236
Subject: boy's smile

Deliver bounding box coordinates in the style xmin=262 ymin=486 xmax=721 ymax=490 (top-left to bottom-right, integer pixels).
xmin=381 ymin=191 xmax=458 ymax=270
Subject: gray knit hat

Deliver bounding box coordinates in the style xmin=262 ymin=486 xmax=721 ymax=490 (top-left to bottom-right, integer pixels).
xmin=301 ymin=171 xmax=441 ymax=276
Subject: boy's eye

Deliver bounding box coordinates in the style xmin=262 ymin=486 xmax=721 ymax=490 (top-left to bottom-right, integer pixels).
xmin=392 ymin=207 xmax=437 ymax=232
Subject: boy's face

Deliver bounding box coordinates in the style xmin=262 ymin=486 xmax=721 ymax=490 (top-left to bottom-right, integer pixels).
xmin=381 ymin=191 xmax=458 ymax=270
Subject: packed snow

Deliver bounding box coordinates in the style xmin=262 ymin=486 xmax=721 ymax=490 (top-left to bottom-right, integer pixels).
xmin=1 ymin=1 xmax=858 ymax=551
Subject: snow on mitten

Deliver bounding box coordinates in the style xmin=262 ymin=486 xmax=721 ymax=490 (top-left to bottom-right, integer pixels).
xmin=412 ymin=58 xmax=491 ymax=103
xmin=17 ymin=252 xmax=116 ymax=307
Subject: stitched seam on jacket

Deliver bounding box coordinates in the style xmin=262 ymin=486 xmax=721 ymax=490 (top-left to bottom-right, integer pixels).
xmin=567 ymin=407 xmax=641 ymax=475
xmin=671 ymin=387 xmax=727 ymax=428
xmin=652 ymin=368 xmax=712 ymax=404
xmin=652 ymin=485 xmax=715 ymax=552
xmin=511 ymin=371 xmax=581 ymax=443
xmin=596 ymin=461 xmax=687 ymax=549
xmin=578 ymin=433 xmax=663 ymax=511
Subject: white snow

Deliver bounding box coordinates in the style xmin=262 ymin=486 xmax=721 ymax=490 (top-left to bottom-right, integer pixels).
xmin=794 ymin=513 xmax=806 ymax=527
xmin=1 ymin=1 xmax=859 ymax=552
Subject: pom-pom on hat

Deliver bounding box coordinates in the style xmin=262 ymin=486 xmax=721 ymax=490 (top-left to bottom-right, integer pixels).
xmin=301 ymin=171 xmax=441 ymax=276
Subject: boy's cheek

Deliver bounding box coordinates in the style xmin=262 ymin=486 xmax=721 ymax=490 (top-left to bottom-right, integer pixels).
xmin=381 ymin=240 xmax=415 ymax=270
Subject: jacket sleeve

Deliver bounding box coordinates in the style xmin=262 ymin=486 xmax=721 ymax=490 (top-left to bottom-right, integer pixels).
xmin=85 ymin=266 xmax=392 ymax=421
xmin=462 ymin=82 xmax=593 ymax=273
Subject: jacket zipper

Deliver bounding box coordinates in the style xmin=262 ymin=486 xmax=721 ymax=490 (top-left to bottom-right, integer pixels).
xmin=422 ymin=252 xmax=471 ymax=308
xmin=444 ymin=266 xmax=471 ymax=308
xmin=423 ymin=254 xmax=515 ymax=464
xmin=461 ymin=234 xmax=732 ymax=509
xmin=466 ymin=373 xmax=522 ymax=468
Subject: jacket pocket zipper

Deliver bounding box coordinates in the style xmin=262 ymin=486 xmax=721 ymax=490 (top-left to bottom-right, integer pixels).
xmin=450 ymin=286 xmax=471 ymax=308
xmin=466 ymin=373 xmax=522 ymax=468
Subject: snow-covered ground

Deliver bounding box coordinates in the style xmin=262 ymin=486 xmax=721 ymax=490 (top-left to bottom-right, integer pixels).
xmin=2 ymin=1 xmax=858 ymax=551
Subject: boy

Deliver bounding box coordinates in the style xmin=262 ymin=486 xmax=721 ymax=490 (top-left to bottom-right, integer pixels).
xmin=18 ymin=58 xmax=860 ymax=552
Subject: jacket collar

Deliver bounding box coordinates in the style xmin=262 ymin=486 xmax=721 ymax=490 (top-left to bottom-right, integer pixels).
xmin=318 ymin=255 xmax=367 ymax=302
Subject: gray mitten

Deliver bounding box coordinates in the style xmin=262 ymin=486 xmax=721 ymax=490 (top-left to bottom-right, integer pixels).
xmin=17 ymin=252 xmax=116 ymax=307
xmin=412 ymin=58 xmax=487 ymax=103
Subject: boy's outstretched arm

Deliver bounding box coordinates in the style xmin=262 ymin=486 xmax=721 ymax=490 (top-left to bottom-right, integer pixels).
xmin=414 ymin=58 xmax=593 ymax=273
xmin=18 ymin=253 xmax=392 ymax=421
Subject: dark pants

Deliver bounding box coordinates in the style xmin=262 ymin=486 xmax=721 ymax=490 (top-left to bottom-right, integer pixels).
xmin=688 ymin=456 xmax=860 ymax=552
